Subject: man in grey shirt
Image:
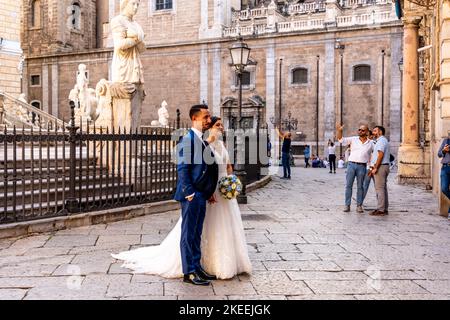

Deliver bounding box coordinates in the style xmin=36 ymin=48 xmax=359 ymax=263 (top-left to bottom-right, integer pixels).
xmin=438 ymin=132 xmax=450 ymax=216
xmin=368 ymin=126 xmax=390 ymax=216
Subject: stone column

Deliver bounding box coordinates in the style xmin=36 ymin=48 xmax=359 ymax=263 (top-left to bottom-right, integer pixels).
xmin=51 ymin=64 xmax=59 ymax=118
xmin=323 ymin=40 xmax=336 ymax=143
xmin=200 ymin=44 xmax=208 ymax=104
xmin=212 ymin=44 xmax=221 ymax=116
xmin=397 ymin=15 xmax=425 ymax=184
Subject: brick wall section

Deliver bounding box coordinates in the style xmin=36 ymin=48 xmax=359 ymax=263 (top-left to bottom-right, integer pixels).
xmin=0 ymin=0 xmax=22 ymax=95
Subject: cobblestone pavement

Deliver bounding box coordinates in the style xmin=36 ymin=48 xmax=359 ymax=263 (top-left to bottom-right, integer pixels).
xmin=1 ymin=166 xmax=450 ymax=300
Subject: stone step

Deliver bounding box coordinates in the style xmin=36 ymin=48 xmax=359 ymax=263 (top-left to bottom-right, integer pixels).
xmin=0 ymin=187 xmax=176 ymax=223
xmin=1 ymin=176 xmax=177 ymax=207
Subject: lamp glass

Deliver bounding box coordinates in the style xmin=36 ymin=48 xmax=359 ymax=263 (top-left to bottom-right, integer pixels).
xmin=230 ymin=41 xmax=250 ymax=68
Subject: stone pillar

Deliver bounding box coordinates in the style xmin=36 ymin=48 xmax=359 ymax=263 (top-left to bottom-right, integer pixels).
xmin=324 ymin=0 xmax=342 ymax=27
xmin=212 ymin=44 xmax=221 ymax=116
xmin=389 ymin=32 xmax=403 ymax=157
xmin=397 ymin=15 xmax=426 ymax=184
xmin=0 ymin=93 xmax=5 ymax=129
xmin=42 ymin=64 xmax=49 ymax=113
xmin=265 ymin=41 xmax=278 ymax=174
xmin=200 ymin=44 xmax=208 ymax=104
xmin=51 ymin=64 xmax=59 ymax=118
xmin=323 ymin=40 xmax=336 ymax=143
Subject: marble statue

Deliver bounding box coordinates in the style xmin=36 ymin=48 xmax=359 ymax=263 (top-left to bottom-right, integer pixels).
xmin=109 ymin=0 xmax=146 ymax=132
xmin=151 ymin=100 xmax=170 ymax=126
xmin=76 ymin=64 xmax=91 ymax=121
xmin=15 ymin=93 xmax=32 ymax=123
xmin=67 ymin=64 xmax=101 ymax=125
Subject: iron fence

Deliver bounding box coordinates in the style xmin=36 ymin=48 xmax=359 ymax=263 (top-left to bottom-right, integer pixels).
xmin=0 ymin=103 xmax=268 ymax=225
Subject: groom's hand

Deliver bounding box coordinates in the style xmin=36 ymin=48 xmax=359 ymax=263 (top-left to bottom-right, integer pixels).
xmin=186 ymin=193 xmax=195 ymax=202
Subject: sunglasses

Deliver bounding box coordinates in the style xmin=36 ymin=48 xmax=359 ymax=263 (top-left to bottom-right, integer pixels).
xmin=358 ymin=129 xmax=367 ymax=132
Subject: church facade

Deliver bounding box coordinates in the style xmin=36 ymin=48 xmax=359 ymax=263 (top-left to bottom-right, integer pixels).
xmin=20 ymin=0 xmax=403 ymax=156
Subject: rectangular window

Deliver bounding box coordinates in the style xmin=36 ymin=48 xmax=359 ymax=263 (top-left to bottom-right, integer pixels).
xmin=30 ymin=75 xmax=41 ymax=86
xmin=236 ymin=71 xmax=251 ymax=86
xmin=156 ymin=0 xmax=173 ymax=10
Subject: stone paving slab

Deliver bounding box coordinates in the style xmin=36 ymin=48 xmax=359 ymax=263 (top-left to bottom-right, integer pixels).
xmin=1 ymin=167 xmax=449 ymax=299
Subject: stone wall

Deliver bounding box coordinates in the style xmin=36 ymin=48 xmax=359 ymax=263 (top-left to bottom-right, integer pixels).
xmin=0 ymin=0 xmax=22 ymax=95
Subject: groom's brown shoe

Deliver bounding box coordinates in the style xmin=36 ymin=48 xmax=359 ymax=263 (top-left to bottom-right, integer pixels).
xmin=183 ymin=272 xmax=210 ymax=286
xmin=197 ymin=267 xmax=217 ymax=281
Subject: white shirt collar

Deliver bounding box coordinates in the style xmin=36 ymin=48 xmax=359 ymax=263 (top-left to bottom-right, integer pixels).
xmin=191 ymin=127 xmax=203 ymax=140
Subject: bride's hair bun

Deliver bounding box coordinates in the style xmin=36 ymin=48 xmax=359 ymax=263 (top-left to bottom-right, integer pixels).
xmin=211 ymin=116 xmax=221 ymax=127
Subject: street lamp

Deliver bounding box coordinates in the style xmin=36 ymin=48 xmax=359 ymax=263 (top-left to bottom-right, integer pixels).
xmin=229 ymin=37 xmax=251 ymax=204
xmin=282 ymin=111 xmax=298 ymax=133
xmin=335 ymin=40 xmax=345 ymax=157
xmin=398 ymin=58 xmax=403 ymax=142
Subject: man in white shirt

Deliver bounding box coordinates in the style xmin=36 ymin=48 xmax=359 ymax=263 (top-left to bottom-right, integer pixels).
xmin=336 ymin=123 xmax=374 ymax=213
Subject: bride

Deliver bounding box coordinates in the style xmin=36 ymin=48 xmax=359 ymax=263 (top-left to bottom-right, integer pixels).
xmin=112 ymin=116 xmax=252 ymax=279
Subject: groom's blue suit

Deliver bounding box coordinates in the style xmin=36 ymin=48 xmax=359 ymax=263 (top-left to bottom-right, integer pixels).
xmin=174 ymin=129 xmax=218 ymax=275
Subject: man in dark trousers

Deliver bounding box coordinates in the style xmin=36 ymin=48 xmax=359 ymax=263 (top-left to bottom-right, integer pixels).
xmin=174 ymin=104 xmax=219 ymax=285
xmin=276 ymin=127 xmax=292 ymax=179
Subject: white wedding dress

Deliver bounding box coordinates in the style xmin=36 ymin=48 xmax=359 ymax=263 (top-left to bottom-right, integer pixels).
xmin=112 ymin=140 xmax=252 ymax=279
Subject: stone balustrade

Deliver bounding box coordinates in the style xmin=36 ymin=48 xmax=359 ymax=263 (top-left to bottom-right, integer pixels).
xmin=342 ymin=0 xmax=389 ymax=8
xmin=223 ymin=9 xmax=396 ymax=37
xmin=288 ymin=2 xmax=326 ymax=15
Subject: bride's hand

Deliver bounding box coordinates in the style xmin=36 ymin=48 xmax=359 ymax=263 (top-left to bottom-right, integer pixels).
xmin=208 ymin=194 xmax=217 ymax=204
xmin=206 ymin=128 xmax=219 ymax=144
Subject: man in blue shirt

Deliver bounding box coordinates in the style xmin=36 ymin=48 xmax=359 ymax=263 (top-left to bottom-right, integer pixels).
xmin=368 ymin=125 xmax=390 ymax=216
xmin=438 ymin=132 xmax=450 ymax=216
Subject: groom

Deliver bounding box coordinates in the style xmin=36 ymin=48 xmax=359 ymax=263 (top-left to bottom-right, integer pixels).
xmin=174 ymin=104 xmax=219 ymax=286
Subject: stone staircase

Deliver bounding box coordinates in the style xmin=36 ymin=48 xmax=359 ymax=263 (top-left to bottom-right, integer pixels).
xmin=0 ymin=143 xmax=177 ymax=223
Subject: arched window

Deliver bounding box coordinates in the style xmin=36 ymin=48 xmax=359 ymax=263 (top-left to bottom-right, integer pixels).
xmin=292 ymin=68 xmax=308 ymax=84
xmin=31 ymin=0 xmax=41 ymax=28
xmin=30 ymin=101 xmax=41 ymax=124
xmin=31 ymin=101 xmax=41 ymax=109
xmin=70 ymin=2 xmax=81 ymax=30
xmin=353 ymin=64 xmax=371 ymax=82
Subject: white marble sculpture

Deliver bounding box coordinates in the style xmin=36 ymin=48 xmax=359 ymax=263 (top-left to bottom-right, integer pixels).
xmin=15 ymin=93 xmax=32 ymax=123
xmin=109 ymin=0 xmax=146 ymax=132
xmin=76 ymin=64 xmax=91 ymax=121
xmin=151 ymin=100 xmax=170 ymax=127
xmin=68 ymin=64 xmax=99 ymax=124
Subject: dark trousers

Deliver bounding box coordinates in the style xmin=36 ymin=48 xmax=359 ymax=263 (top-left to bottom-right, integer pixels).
xmin=282 ymin=152 xmax=291 ymax=177
xmin=441 ymin=165 xmax=450 ymax=213
xmin=180 ymin=193 xmax=206 ymax=275
xmin=329 ymin=154 xmax=336 ymax=172
xmin=305 ymin=157 xmax=310 ymax=168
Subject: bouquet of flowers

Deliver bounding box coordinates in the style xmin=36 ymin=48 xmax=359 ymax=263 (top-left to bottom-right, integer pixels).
xmin=218 ymin=175 xmax=242 ymax=200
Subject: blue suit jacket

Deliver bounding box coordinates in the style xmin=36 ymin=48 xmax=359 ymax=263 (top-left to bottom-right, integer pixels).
xmin=174 ymin=129 xmax=218 ymax=201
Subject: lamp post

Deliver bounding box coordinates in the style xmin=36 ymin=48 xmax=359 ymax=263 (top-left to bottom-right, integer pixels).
xmin=336 ymin=41 xmax=345 ymax=157
xmin=229 ymin=37 xmax=251 ymax=204
xmin=398 ymin=58 xmax=403 ymax=143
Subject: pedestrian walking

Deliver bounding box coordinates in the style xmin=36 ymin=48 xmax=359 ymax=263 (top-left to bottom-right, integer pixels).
xmin=336 ymin=123 xmax=374 ymax=213
xmin=368 ymin=126 xmax=390 ymax=216
xmin=328 ymin=142 xmax=337 ymax=173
